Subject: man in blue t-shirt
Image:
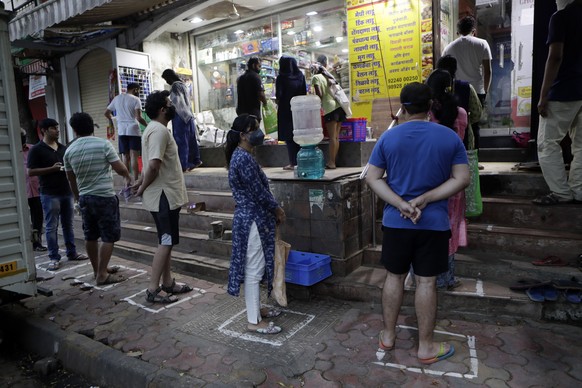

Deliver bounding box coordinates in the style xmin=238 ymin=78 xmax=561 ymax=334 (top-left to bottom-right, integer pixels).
xmin=534 ymin=0 xmax=582 ymax=205
xmin=366 ymin=82 xmax=469 ymax=365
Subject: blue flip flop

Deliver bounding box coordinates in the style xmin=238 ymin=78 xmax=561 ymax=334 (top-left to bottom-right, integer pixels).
xmin=565 ymin=290 xmax=581 ymax=304
xmin=526 ymin=286 xmax=545 ymax=302
xmin=418 ymin=343 xmax=455 ymax=365
xmin=543 ymin=286 xmax=559 ymax=302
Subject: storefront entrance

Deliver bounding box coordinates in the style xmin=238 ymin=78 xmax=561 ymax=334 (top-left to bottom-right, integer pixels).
xmin=474 ymin=0 xmax=535 ymax=141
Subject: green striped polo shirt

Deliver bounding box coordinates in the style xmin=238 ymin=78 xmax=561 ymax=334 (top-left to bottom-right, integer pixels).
xmin=63 ymin=136 xmax=119 ymax=197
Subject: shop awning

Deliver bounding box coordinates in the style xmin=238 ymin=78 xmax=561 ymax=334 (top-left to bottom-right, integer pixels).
xmin=8 ymin=0 xmax=113 ymax=41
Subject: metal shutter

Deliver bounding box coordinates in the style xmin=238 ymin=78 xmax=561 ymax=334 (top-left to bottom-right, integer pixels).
xmin=0 ymin=11 xmax=36 ymax=296
xmin=78 ymin=48 xmax=113 ymax=146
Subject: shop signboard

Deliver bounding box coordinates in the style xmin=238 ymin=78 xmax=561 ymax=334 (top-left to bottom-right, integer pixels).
xmin=347 ymin=0 xmax=432 ymax=131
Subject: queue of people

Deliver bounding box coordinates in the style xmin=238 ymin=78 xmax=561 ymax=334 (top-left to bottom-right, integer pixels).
xmin=20 ymin=1 xmax=579 ymax=354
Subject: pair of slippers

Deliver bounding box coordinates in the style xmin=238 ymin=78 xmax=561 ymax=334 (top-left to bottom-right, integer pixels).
xmin=526 ymin=286 xmax=559 ymax=302
xmin=378 ymin=331 xmax=455 ymax=365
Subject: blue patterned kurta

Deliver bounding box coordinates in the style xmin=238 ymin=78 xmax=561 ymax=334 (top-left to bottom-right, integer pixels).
xmin=227 ymin=147 xmax=279 ymax=297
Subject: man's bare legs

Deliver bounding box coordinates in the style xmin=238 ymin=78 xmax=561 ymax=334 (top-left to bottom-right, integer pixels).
xmin=380 ymin=271 xmax=406 ymax=348
xmin=381 ymin=271 xmax=452 ymax=358
xmin=129 ymin=149 xmax=140 ymax=181
xmin=415 ymin=275 xmax=452 ymax=359
xmin=148 ymin=244 xmax=173 ymax=294
xmin=86 ymin=240 xmax=119 ymax=283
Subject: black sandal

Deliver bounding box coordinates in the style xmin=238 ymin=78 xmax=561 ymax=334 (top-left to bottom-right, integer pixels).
xmin=145 ymin=287 xmax=179 ymax=304
xmin=161 ymin=278 xmax=193 ymax=294
xmin=532 ymin=193 xmax=574 ymax=206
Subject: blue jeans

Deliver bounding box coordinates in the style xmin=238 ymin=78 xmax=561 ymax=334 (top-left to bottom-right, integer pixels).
xmin=40 ymin=194 xmax=77 ymax=261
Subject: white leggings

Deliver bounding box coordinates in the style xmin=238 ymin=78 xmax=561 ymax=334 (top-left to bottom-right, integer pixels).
xmin=244 ymin=222 xmax=265 ymax=324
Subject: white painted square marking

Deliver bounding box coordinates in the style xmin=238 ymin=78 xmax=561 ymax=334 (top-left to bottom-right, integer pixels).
xmin=217 ymin=305 xmax=315 ymax=347
xmin=122 ymin=288 xmax=206 ymax=313
xmin=73 ymin=265 xmax=147 ymax=290
xmin=372 ymin=325 xmax=478 ymax=379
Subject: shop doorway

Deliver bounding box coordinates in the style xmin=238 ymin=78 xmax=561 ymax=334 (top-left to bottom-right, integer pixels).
xmin=474 ymin=0 xmax=535 ymax=142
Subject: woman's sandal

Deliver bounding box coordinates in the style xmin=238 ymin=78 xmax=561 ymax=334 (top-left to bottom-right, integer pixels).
xmin=261 ymin=308 xmax=282 ymax=318
xmin=145 ymin=287 xmax=179 ymax=304
xmin=251 ymin=322 xmax=282 ymax=335
xmin=161 ymin=278 xmax=193 ymax=294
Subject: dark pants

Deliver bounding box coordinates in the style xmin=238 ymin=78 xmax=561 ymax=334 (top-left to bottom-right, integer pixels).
xmin=286 ymin=139 xmax=301 ymax=166
xmin=28 ymin=196 xmax=44 ymax=233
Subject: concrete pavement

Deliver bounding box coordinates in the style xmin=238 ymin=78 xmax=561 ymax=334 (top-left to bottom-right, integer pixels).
xmin=1 ymin=250 xmax=582 ymax=387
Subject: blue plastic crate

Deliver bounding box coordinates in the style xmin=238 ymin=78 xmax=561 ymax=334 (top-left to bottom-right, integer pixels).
xmin=285 ymin=250 xmax=332 ymax=286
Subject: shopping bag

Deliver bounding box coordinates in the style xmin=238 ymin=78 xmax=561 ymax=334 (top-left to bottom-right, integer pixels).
xmin=262 ymin=100 xmax=278 ymax=135
xmin=273 ymin=229 xmax=291 ymax=307
xmin=329 ymin=83 xmax=352 ymax=118
xmin=465 ymin=149 xmax=483 ymax=217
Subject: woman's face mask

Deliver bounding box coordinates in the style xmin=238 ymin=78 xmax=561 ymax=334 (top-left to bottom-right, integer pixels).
xmin=246 ymin=129 xmax=264 ymax=146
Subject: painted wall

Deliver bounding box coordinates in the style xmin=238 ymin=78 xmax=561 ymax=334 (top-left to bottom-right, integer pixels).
xmin=143 ymin=32 xmax=192 ymax=93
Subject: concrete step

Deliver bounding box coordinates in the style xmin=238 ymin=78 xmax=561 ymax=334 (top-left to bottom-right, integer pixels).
xmin=473 ymin=196 xmax=582 ymax=233
xmin=479 ymin=169 xmax=548 ymax=197
xmin=72 ymin=217 xmax=233 ymax=259
xmin=479 ymin=147 xmax=530 ymax=163
xmin=109 ymin=240 xmax=229 ymax=281
xmin=310 ymin=265 xmax=582 ymax=323
xmin=186 ymin=190 xmax=234 ymax=213
xmin=119 ymin=202 xmax=233 ymax=231
xmin=464 ymin=223 xmax=582 ymax=260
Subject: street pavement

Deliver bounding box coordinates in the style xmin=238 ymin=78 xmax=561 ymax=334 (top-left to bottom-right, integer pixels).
xmin=1 ymin=250 xmax=582 ymax=387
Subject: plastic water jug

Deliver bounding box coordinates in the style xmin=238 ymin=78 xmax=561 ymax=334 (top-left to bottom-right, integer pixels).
xmin=296 ymin=145 xmax=325 ymax=180
xmin=291 ymin=95 xmax=323 ymax=146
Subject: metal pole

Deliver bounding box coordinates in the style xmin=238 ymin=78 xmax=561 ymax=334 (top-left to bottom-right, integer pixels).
xmin=361 ymin=108 xmax=401 ymax=248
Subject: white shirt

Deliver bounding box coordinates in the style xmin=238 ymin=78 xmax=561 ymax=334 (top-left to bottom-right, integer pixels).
xmin=443 ymin=35 xmax=492 ymax=94
xmin=107 ymin=93 xmax=142 ymax=136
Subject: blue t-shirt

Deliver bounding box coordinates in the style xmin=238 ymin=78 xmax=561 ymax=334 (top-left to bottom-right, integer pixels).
xmin=547 ymin=2 xmax=582 ymax=101
xmin=368 ymin=121 xmax=468 ymax=231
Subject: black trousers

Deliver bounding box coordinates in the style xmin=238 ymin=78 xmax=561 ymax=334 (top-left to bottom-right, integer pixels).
xmin=28 ymin=196 xmax=44 ymax=232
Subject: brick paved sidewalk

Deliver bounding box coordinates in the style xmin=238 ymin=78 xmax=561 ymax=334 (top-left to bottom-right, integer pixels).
xmin=1 ymin=252 xmax=581 ymax=387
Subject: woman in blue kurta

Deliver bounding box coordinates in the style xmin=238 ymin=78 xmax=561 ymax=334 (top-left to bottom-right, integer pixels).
xmin=225 ymin=114 xmax=286 ymax=334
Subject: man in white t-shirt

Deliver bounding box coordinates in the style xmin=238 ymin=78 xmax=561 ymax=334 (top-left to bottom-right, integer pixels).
xmin=105 ymin=82 xmax=148 ymax=180
xmin=443 ymin=15 xmax=492 ymax=150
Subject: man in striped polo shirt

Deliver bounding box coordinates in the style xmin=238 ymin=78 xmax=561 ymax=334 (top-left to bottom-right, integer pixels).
xmin=64 ymin=112 xmax=132 ymax=285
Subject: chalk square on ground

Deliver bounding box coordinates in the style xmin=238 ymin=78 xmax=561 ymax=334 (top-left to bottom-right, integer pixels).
xmin=217 ymin=305 xmax=315 ymax=347
xmin=122 ymin=288 xmax=206 ymax=313
xmin=373 ymin=325 xmax=478 ymax=380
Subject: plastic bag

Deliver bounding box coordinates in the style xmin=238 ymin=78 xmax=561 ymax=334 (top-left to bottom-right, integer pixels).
xmin=262 ymin=100 xmax=278 ymax=135
xmin=199 ymin=125 xmax=227 ymax=147
xmin=465 ymin=149 xmax=483 ymax=217
xmin=512 ymin=131 xmax=531 ymax=148
xmin=329 ymin=83 xmax=352 ymax=118
xmin=273 ymin=230 xmax=291 ymax=307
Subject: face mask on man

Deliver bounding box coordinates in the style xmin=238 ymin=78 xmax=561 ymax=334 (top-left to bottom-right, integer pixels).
xmin=556 ymin=0 xmax=574 ymax=10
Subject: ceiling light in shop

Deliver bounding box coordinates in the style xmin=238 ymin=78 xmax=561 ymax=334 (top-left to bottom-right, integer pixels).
xmin=315 ymin=41 xmax=321 ymax=46
xmin=313 ymin=26 xmax=323 ymax=32
xmin=234 ymin=30 xmax=244 ymax=34
xmin=336 ymin=36 xmax=343 ymax=42
xmin=190 ymin=17 xmax=203 ymax=23
xmin=287 ymin=31 xmax=295 ymax=35
xmin=342 ymin=49 xmax=348 ymax=53
xmin=306 ymin=11 xmax=318 ymax=16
